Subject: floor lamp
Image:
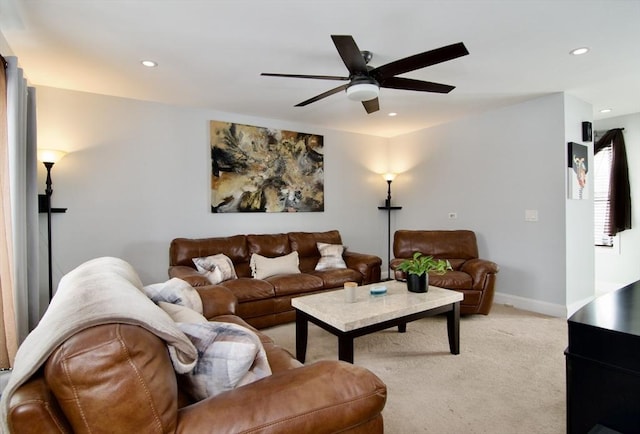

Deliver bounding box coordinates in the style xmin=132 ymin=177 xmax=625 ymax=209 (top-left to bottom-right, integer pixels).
xmin=377 ymin=173 xmax=401 ymax=280
xmin=37 ymin=149 xmax=66 ymax=301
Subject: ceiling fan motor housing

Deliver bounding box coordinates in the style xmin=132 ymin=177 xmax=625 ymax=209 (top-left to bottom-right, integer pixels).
xmin=261 ymin=36 xmax=468 ymax=112
xmin=346 ymin=76 xmax=380 ymax=101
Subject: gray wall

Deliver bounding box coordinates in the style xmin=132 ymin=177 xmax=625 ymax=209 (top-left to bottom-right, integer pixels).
xmin=564 ymin=94 xmax=596 ymax=312
xmin=36 ymin=86 xmax=389 ymax=286
xmin=36 ymin=87 xmax=598 ymax=317
xmin=388 ymin=93 xmax=588 ymax=315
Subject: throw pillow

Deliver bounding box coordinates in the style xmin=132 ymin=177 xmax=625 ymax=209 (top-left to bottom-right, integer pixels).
xmin=178 ymin=321 xmax=272 ymax=401
xmin=143 ymin=277 xmax=203 ymax=314
xmin=192 ymin=253 xmax=237 ymax=285
xmin=250 ymin=251 xmax=300 ymax=279
xmin=158 ymin=301 xmax=208 ymax=324
xmin=315 ymin=242 xmax=347 ymax=270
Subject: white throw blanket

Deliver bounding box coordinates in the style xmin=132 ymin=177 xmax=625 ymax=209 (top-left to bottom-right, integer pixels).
xmin=0 ymin=257 xmax=198 ymax=434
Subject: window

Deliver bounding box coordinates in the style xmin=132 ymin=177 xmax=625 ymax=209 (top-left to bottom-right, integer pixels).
xmin=593 ymin=144 xmax=613 ymax=246
xmin=593 ymin=128 xmax=631 ymax=245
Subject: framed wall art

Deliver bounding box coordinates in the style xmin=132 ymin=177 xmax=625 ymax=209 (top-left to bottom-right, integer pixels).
xmin=210 ymin=121 xmax=324 ymax=213
xmin=568 ymin=142 xmax=588 ymax=200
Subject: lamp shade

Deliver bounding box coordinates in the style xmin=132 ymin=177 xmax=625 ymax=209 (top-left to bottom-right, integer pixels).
xmin=37 ymin=149 xmax=67 ymax=164
xmin=383 ymin=173 xmax=397 ymax=182
xmin=346 ymin=83 xmax=379 ymax=102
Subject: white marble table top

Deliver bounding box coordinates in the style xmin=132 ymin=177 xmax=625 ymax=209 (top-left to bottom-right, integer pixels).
xmin=291 ymin=280 xmax=463 ymax=332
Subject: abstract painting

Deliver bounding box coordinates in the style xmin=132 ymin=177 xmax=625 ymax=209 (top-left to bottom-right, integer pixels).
xmin=210 ymin=121 xmax=324 ymax=212
xmin=568 ymin=142 xmax=588 ymax=200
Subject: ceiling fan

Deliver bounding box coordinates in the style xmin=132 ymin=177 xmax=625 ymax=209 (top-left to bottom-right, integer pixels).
xmin=261 ymin=35 xmax=469 ymax=114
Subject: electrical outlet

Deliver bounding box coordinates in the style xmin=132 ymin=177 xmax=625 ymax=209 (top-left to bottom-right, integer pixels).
xmin=525 ymin=209 xmax=539 ymax=222
xmin=448 ymin=212 xmax=458 ymax=220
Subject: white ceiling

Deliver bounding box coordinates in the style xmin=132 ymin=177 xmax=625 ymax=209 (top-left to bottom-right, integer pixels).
xmin=1 ymin=0 xmax=639 ymax=138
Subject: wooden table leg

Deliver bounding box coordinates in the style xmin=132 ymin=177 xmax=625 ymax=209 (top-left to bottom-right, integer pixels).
xmin=295 ymin=311 xmax=308 ymax=363
xmin=446 ymin=302 xmax=460 ymax=354
xmin=338 ymin=335 xmax=354 ymax=364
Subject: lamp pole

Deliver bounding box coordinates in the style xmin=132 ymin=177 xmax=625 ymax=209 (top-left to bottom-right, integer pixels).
xmin=44 ymin=161 xmax=54 ymax=301
xmin=38 ymin=148 xmax=66 ymax=301
xmin=378 ymin=173 xmax=401 ymax=281
xmin=386 ymin=179 xmax=392 ymax=279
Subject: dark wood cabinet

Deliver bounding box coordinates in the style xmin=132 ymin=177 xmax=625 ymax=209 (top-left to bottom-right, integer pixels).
xmin=565 ymin=281 xmax=640 ymax=433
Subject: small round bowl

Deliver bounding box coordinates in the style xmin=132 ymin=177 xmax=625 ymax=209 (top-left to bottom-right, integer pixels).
xmin=369 ymin=285 xmax=387 ymax=296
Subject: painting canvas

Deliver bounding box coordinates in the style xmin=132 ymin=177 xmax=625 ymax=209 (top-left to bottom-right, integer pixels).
xmin=210 ymin=121 xmax=324 ymax=212
xmin=568 ymin=142 xmax=588 ymax=200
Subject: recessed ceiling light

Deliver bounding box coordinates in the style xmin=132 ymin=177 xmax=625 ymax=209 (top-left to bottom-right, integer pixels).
xmin=388 ymin=112 xmax=397 ymax=117
xmin=141 ymin=60 xmax=158 ymax=68
xmin=570 ymin=47 xmax=589 ymax=56
xmin=600 ymin=108 xmax=612 ymax=113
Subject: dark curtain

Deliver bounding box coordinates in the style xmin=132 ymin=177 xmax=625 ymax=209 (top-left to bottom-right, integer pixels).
xmin=594 ymin=128 xmax=631 ymax=235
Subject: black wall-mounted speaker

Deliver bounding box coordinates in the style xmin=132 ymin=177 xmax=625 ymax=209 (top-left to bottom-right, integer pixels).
xmin=582 ymin=121 xmax=593 ymax=142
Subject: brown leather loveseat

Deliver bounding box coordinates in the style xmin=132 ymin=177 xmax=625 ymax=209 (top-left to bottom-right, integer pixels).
xmin=169 ymin=230 xmax=382 ymax=328
xmin=390 ymin=230 xmax=499 ymax=315
xmin=5 ymin=257 xmax=387 ymax=433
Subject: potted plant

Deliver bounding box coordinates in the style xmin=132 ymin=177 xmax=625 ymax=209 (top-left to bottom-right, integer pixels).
xmin=395 ymin=252 xmax=451 ymax=293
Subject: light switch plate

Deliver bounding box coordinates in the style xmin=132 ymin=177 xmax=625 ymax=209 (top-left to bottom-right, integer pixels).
xmin=525 ymin=209 xmax=538 ymax=222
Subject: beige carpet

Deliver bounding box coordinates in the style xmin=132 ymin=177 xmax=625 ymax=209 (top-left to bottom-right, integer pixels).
xmin=262 ymin=304 xmax=567 ymax=434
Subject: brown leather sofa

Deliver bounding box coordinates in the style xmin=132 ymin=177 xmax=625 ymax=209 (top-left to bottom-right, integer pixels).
xmin=7 ymin=271 xmax=387 ymax=433
xmin=169 ymin=230 xmax=382 ymax=328
xmin=390 ymin=230 xmax=499 ymax=315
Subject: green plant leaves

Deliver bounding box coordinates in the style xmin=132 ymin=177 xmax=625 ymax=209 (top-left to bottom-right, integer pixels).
xmin=396 ymin=252 xmax=451 ymax=276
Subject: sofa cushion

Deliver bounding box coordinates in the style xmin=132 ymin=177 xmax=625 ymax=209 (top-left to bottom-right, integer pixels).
xmin=288 ymin=230 xmax=343 ymax=258
xmin=268 ymin=274 xmax=324 ymax=296
xmin=315 ymin=242 xmax=347 ymax=270
xmin=170 ymin=235 xmax=248 ymax=267
xmin=393 ymin=230 xmax=479 ymax=260
xmin=311 ymin=268 xmax=363 ymax=288
xmin=247 ymin=233 xmax=291 ymax=257
xmin=192 ymin=254 xmax=238 ymax=284
xmin=177 ymin=322 xmax=271 ymax=401
xmin=429 ymin=271 xmax=473 ymax=290
xmin=250 ymin=252 xmax=301 ymax=279
xmin=220 ymin=278 xmax=275 ymax=302
xmin=143 ymin=277 xmax=203 ymax=314
xmin=446 ymin=259 xmax=467 ymax=270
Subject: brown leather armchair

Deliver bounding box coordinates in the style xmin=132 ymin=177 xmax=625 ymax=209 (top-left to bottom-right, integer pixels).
xmin=7 ymin=282 xmax=387 ymax=433
xmin=390 ymin=230 xmax=499 ymax=315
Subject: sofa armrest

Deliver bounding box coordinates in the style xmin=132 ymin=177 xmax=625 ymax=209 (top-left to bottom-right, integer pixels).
xmin=460 ymin=258 xmax=499 ymax=290
xmin=195 ymin=286 xmax=238 ymax=318
xmin=169 ymin=265 xmax=211 ymax=287
xmin=176 ymin=360 xmax=386 ymax=433
xmin=9 ymin=376 xmax=73 ymax=434
xmin=344 ymin=251 xmax=382 ymax=284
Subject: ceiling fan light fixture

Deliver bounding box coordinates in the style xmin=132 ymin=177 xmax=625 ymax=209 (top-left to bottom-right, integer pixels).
xmin=346 ymin=83 xmax=379 ymax=102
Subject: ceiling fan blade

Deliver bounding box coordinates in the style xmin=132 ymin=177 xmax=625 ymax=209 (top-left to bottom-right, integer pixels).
xmin=261 ymin=72 xmax=349 ymax=81
xmin=295 ymin=84 xmax=349 ymax=107
xmin=381 ymin=77 xmax=455 ymax=93
xmin=331 ymin=35 xmax=369 ymax=75
xmin=372 ymin=42 xmax=469 ymax=80
xmin=362 ymin=98 xmax=380 ymax=114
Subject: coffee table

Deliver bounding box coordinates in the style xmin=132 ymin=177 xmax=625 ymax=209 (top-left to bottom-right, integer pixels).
xmin=292 ymin=280 xmax=463 ymax=364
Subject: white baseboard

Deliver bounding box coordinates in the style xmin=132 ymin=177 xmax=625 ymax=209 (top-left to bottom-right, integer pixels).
xmin=494 ymin=292 xmax=568 ymax=318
